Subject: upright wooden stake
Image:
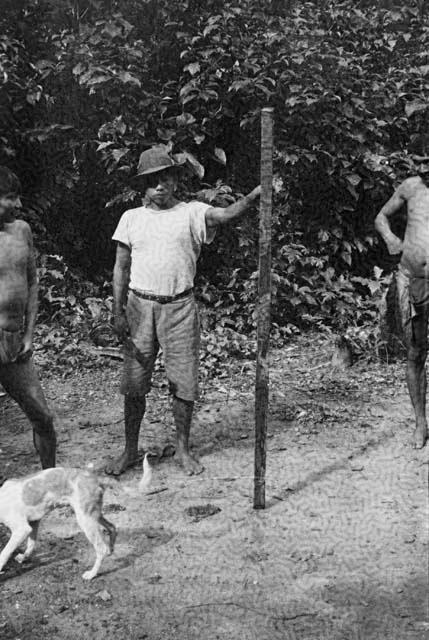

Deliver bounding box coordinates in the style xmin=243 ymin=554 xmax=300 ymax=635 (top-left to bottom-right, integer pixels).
xmin=254 ymin=107 xmax=273 ymax=510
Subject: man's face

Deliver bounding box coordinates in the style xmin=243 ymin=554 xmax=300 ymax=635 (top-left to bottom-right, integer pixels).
xmin=0 ymin=193 xmax=21 ymax=222
xmin=142 ymin=169 xmax=179 ymax=209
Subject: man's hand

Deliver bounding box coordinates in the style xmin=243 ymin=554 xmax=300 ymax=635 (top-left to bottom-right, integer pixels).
xmin=386 ymin=236 xmax=403 ymax=255
xmin=205 ymin=184 xmax=262 ymax=227
xmin=18 ymin=333 xmax=33 ymax=361
xmin=248 ymin=185 xmax=261 ymax=201
xmin=113 ymin=312 xmax=130 ymax=342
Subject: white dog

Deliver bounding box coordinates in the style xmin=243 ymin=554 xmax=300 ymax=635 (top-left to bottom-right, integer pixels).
xmin=0 ymin=455 xmax=151 ymax=580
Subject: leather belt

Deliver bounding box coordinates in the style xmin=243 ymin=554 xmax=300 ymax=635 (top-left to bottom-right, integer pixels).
xmin=130 ymin=287 xmax=193 ymax=304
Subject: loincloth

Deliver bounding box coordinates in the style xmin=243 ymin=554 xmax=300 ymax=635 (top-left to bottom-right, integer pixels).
xmin=396 ymin=270 xmax=429 ymax=320
xmin=381 ymin=271 xmax=429 ymax=352
xmin=0 ymin=328 xmax=22 ymax=365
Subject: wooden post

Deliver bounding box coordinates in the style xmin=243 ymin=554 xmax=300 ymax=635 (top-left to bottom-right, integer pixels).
xmin=254 ymin=107 xmax=273 ymax=510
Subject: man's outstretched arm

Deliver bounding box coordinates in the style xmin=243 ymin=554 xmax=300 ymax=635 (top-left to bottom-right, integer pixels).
xmin=205 ymin=186 xmax=261 ymax=227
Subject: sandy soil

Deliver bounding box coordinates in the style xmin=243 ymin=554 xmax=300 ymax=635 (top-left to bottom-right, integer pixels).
xmin=0 ymin=335 xmax=428 ymax=640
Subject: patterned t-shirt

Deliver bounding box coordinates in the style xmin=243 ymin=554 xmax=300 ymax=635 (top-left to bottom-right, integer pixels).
xmin=112 ymin=201 xmax=215 ymax=296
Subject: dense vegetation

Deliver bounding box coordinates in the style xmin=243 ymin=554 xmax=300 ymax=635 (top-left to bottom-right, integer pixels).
xmin=1 ymin=0 xmax=429 ymax=367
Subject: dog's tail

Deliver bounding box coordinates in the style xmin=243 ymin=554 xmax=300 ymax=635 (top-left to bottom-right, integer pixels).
xmin=103 ymin=454 xmax=152 ymax=495
xmin=138 ymin=453 xmax=152 ymax=493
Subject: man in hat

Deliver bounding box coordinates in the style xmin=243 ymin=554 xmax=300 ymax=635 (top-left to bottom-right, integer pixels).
xmin=106 ymin=146 xmax=260 ymax=475
xmin=375 ymin=171 xmax=429 ymax=449
xmin=0 ymin=166 xmax=56 ymax=469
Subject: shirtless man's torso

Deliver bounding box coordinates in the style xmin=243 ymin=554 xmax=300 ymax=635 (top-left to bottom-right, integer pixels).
xmin=375 ymin=175 xmax=429 ymax=448
xmin=0 ymin=169 xmax=56 ymax=471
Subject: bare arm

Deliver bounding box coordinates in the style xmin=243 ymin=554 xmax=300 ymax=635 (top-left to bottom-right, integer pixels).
xmin=374 ymin=187 xmax=406 ymax=255
xmin=112 ymin=242 xmax=131 ymax=340
xmin=22 ymin=225 xmax=38 ymax=352
xmin=113 ymin=242 xmax=131 ymax=315
xmin=205 ymin=186 xmax=261 ymax=227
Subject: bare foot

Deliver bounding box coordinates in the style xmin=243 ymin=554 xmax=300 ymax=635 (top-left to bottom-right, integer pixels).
xmin=175 ymin=451 xmax=204 ymax=475
xmin=413 ymin=421 xmax=428 ymax=449
xmin=104 ymin=450 xmax=143 ymax=476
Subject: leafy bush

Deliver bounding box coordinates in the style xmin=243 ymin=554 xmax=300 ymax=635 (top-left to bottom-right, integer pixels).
xmin=3 ymin=1 xmax=429 ymax=343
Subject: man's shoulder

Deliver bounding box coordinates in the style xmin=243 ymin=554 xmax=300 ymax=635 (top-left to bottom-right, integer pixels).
xmin=180 ymin=200 xmax=210 ymax=214
xmin=7 ymin=219 xmax=31 ymax=237
xmin=397 ymin=176 xmax=424 ymax=196
xmin=121 ymin=205 xmax=148 ymax=217
xmin=116 ymin=206 xmax=151 ymax=227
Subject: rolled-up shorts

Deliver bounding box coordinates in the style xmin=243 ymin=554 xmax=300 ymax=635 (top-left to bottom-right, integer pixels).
xmin=121 ymin=290 xmax=200 ymax=400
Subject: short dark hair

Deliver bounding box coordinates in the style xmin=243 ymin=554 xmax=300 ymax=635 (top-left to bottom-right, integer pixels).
xmin=0 ymin=166 xmax=22 ymax=196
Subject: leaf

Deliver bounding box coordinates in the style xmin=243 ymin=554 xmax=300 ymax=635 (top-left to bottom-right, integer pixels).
xmin=176 ymin=112 xmax=196 ymax=126
xmin=214 ymin=147 xmax=226 ymax=165
xmin=35 ymin=59 xmax=55 ymax=71
xmin=346 ymin=173 xmax=361 ymax=187
xmin=112 ymin=148 xmax=128 ymax=163
xmin=97 ymin=141 xmax=114 ymax=151
xmin=184 ymin=62 xmax=200 ymax=76
xmin=193 ymin=133 xmax=205 ymax=145
xmin=118 ymin=71 xmax=141 ymax=87
xmin=157 ymin=128 xmax=176 ymax=141
xmin=341 ymin=251 xmax=352 ymax=266
xmin=405 ymin=100 xmax=428 ymax=118
xmin=174 ymin=151 xmax=205 ymax=178
xmin=72 ymin=63 xmax=84 ymax=75
xmin=367 ymin=281 xmax=380 ymax=295
xmin=85 ymin=74 xmax=111 ymax=86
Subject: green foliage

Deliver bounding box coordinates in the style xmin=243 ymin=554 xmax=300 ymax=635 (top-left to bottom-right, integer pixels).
xmin=2 ymin=0 xmax=429 ymax=349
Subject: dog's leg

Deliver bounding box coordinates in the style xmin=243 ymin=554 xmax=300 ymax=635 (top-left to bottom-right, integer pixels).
xmin=73 ymin=506 xmax=111 ymax=581
xmin=99 ymin=515 xmax=117 ymax=553
xmin=0 ymin=522 xmax=32 ymax=572
xmin=15 ymin=521 xmax=40 ymax=564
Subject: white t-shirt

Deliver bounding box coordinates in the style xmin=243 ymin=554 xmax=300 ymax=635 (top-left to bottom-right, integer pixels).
xmin=112 ymin=201 xmax=215 ymax=296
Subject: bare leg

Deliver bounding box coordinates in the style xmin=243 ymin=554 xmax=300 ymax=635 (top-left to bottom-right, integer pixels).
xmin=407 ymin=315 xmax=428 ymax=449
xmin=105 ymin=395 xmax=146 ymax=475
xmin=33 ymin=431 xmax=56 ymax=469
xmin=172 ymin=396 xmax=203 ymax=475
xmin=0 ymin=360 xmax=56 ymax=468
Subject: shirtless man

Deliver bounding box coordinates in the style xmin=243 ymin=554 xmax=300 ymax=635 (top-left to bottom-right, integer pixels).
xmin=0 ymin=166 xmax=56 ymax=468
xmin=375 ymin=175 xmax=429 ymax=449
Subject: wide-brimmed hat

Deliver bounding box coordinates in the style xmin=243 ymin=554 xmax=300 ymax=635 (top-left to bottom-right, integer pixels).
xmin=136 ymin=145 xmax=186 ymax=177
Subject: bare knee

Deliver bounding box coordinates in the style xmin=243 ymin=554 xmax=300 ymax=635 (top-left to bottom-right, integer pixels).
xmin=32 ymin=411 xmax=56 ymax=440
xmin=17 ymin=386 xmax=55 ymax=437
xmin=408 ymin=344 xmax=427 ymax=365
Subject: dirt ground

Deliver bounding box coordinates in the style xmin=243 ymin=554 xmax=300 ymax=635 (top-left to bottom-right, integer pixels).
xmin=0 ymin=334 xmax=428 ymax=640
